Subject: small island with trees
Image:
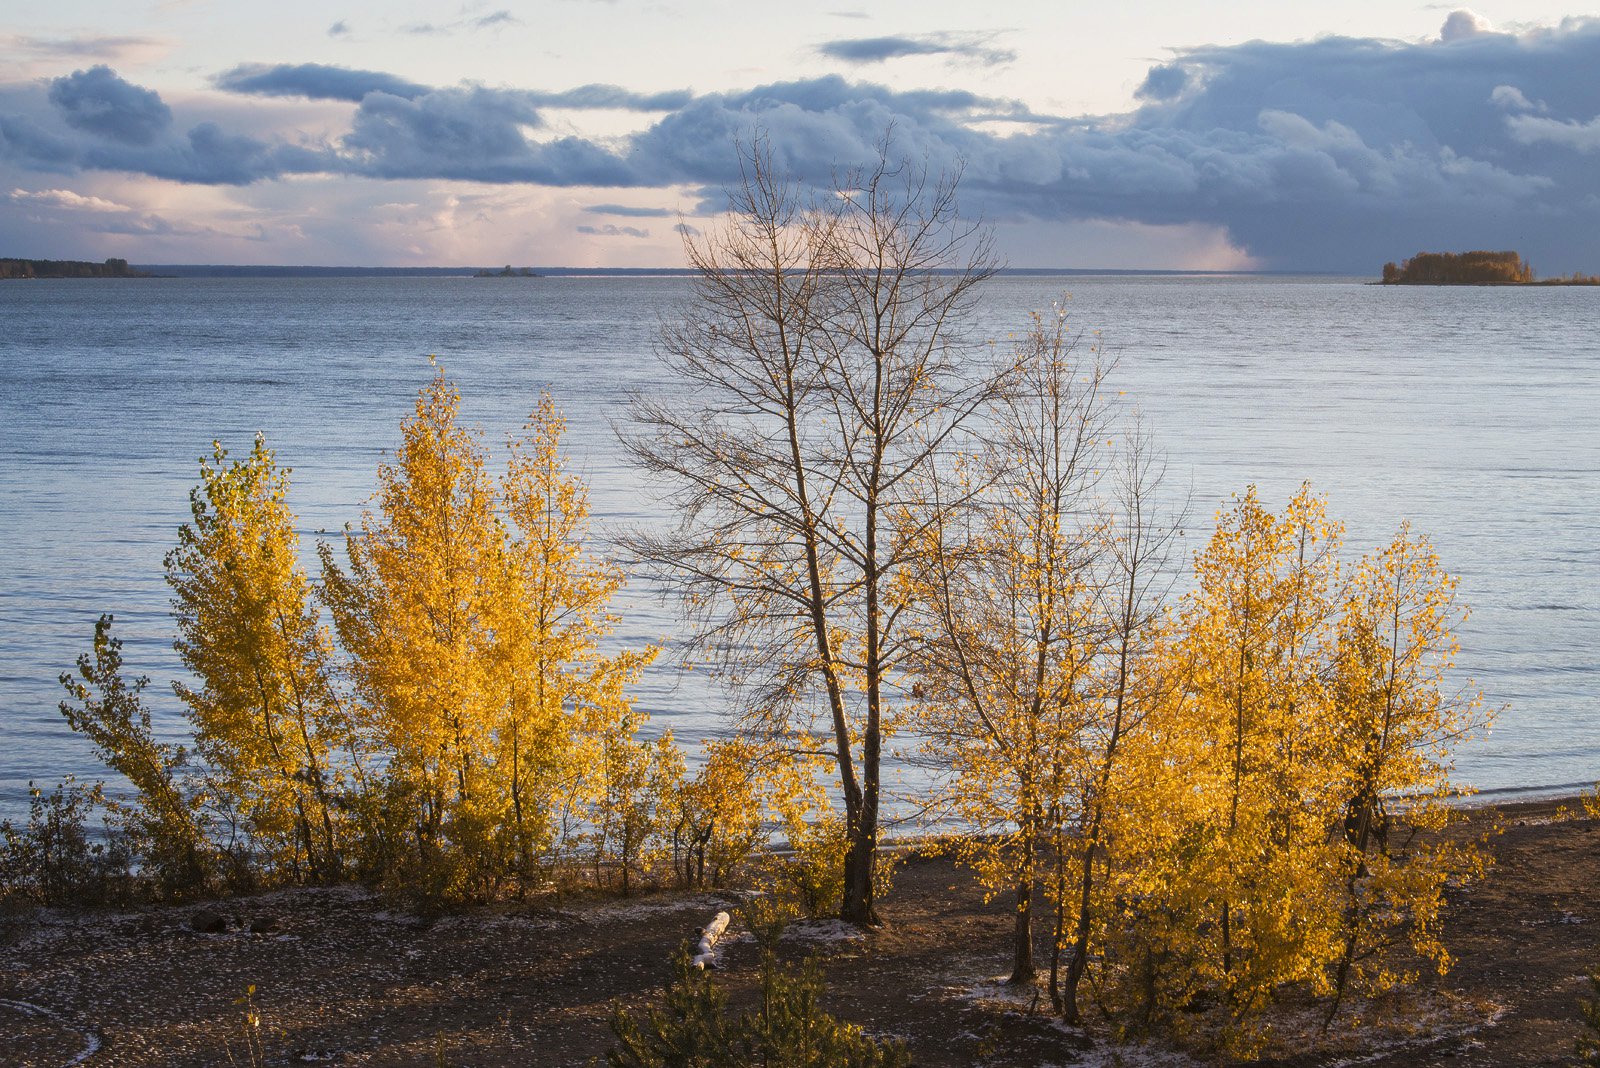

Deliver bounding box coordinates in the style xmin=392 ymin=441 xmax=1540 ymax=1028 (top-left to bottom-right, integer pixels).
xmin=0 ymin=257 xmax=151 ymax=280
xmin=474 ymin=264 xmax=540 ymax=277
xmin=1380 ymin=249 xmax=1599 ymax=285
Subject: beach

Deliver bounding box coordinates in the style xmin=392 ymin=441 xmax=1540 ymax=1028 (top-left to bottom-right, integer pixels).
xmin=2 ymin=796 xmax=1595 ymax=1067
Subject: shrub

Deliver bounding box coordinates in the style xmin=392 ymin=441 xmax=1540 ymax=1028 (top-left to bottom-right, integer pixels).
xmin=607 ymin=946 xmax=909 ymax=1067
xmin=1580 ymin=969 xmax=1600 ymax=1065
xmin=0 ymin=777 xmax=131 ymax=907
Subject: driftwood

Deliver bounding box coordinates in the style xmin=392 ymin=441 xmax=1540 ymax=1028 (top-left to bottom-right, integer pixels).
xmin=691 ymin=911 xmax=731 ymax=969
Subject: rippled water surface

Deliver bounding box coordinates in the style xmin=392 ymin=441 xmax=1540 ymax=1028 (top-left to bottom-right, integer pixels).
xmin=2 ymin=274 xmax=1596 ymax=815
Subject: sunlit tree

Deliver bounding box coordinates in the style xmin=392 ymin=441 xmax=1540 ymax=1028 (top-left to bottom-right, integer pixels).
xmin=166 ymin=435 xmax=350 ymax=882
xmin=1323 ymin=523 xmax=1488 ymax=1023
xmin=1161 ymin=485 xmax=1346 ymax=1023
xmin=320 ymin=369 xmax=510 ymax=893
xmin=59 ymin=615 xmax=208 ymax=896
xmin=322 ymin=375 xmax=659 ymax=896
xmin=495 ymin=393 xmax=657 ymax=887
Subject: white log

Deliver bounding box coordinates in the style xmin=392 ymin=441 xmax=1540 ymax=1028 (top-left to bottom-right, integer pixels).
xmin=691 ymin=910 xmax=731 ymax=969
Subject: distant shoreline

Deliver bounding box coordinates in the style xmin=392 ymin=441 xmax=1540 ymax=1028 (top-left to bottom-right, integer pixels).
xmin=4 ymin=263 xmax=1356 ymax=280
xmin=0 ymin=257 xmax=150 ymax=280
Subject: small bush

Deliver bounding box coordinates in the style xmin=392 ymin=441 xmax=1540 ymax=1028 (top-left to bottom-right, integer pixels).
xmin=607 ymin=946 xmax=909 ymax=1068
xmin=1579 ymin=969 xmax=1600 ymax=1065
xmin=606 ymin=949 xmax=734 ymax=1067
xmin=0 ymin=778 xmax=131 ymax=907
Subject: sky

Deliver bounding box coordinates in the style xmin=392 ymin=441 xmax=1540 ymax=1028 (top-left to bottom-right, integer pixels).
xmin=3 ymin=1 xmax=1600 ymax=271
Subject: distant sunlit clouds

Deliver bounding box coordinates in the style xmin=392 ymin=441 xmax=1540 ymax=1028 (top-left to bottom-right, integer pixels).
xmin=2 ymin=3 xmax=1599 ymax=270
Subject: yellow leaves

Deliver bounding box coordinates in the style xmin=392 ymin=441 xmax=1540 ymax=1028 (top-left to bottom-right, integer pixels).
xmin=167 ymin=432 xmax=346 ymax=881
xmin=313 ymin=369 xmax=660 ymax=898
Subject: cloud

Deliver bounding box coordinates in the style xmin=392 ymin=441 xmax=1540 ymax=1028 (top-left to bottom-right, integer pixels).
xmin=214 ymin=64 xmax=688 ymax=111
xmin=1135 ymin=64 xmax=1189 ymax=102
xmin=533 ymin=85 xmax=693 ymax=111
xmin=10 ymin=187 xmax=126 ymax=212
xmin=2 ymin=34 xmax=166 ymax=61
xmin=1489 ymin=84 xmax=1539 ymax=111
xmin=9 ymin=17 xmax=1600 ymax=269
xmin=584 ymin=203 xmax=672 ymax=217
xmin=404 ymin=11 xmax=521 ymax=36
xmin=341 ymin=87 xmax=645 ymax=184
xmin=1506 ymin=113 xmax=1600 ymax=152
xmin=1440 ymin=10 xmax=1495 ymax=43
xmin=327 ymin=21 xmax=352 ymax=38
xmin=817 ymin=32 xmax=1015 ymax=67
xmin=215 ymin=63 xmax=430 ymax=102
xmin=48 ymin=66 xmax=172 ymax=144
xmin=576 ymin=223 xmax=649 ymax=237
xmin=8 ymin=186 xmax=208 ymax=235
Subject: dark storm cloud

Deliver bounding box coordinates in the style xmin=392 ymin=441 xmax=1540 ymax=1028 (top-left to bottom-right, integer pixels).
xmin=9 ymin=14 xmax=1600 ymax=268
xmin=340 ymin=87 xmax=638 ymax=184
xmin=817 ymin=32 xmax=1015 ymax=67
xmin=584 ymin=203 xmax=672 ymax=217
xmin=215 ymin=63 xmax=431 ymax=102
xmin=48 ymin=66 xmax=171 ymax=144
xmin=214 ymin=64 xmax=689 ymax=110
xmin=576 ymin=223 xmax=650 ymax=237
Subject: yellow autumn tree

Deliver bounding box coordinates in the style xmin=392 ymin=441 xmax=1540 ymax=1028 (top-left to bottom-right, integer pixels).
xmin=166 ymin=435 xmax=352 ymax=883
xmin=321 ymin=373 xmax=662 ymax=898
xmin=1322 ymin=523 xmax=1489 ymax=1024
xmin=320 ymin=369 xmax=509 ymax=895
xmin=906 ymin=313 xmax=1114 ymax=990
xmin=496 ymin=393 xmax=658 ymax=888
xmin=1101 ymin=487 xmax=1490 ymax=1052
xmin=905 ymin=311 xmax=1182 ymax=1023
xmin=1144 ymin=484 xmax=1346 ymax=1033
xmin=672 ymin=738 xmax=781 ymax=889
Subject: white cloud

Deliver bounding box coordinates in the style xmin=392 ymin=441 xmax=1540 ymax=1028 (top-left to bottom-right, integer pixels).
xmin=1440 ymin=10 xmax=1494 ymax=43
xmin=10 ymin=187 xmax=129 ymax=212
xmin=1489 ymin=85 xmax=1541 ymax=112
xmin=1506 ymin=113 xmax=1600 ymax=152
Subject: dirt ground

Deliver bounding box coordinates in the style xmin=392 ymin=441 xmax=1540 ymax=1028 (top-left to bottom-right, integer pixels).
xmin=2 ymin=798 xmax=1597 ymax=1067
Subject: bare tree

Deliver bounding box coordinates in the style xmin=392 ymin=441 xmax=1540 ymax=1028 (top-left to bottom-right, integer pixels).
xmin=622 ymin=137 xmax=1003 ymax=924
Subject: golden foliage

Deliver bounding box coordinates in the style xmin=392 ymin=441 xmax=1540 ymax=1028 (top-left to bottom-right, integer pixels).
xmin=319 ymin=370 xmax=660 ymax=898
xmin=166 ymin=435 xmax=350 ymax=883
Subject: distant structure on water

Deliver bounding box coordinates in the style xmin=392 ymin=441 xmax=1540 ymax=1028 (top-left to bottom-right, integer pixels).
xmin=1380 ymin=250 xmax=1599 ymax=285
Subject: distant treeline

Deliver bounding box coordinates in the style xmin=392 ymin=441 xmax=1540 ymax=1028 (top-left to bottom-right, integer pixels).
xmin=1381 ymin=250 xmax=1600 ymax=285
xmin=0 ymin=257 xmax=150 ymax=280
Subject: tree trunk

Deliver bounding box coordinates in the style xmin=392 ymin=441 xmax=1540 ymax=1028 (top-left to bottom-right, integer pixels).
xmin=1010 ymin=874 xmax=1035 ymax=984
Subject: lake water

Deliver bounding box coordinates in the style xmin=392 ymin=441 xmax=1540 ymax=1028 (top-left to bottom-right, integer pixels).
xmin=2 ymin=274 xmax=1596 ymax=819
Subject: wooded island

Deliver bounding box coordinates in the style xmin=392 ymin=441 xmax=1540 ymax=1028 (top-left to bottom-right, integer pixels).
xmin=1381 ymin=250 xmax=1599 ymax=285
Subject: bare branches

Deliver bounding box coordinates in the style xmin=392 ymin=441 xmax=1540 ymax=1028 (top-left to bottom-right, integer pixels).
xmin=620 ymin=134 xmax=1007 ymax=923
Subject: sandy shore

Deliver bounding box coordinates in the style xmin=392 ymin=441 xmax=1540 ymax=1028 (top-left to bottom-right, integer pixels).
xmin=2 ymin=797 xmax=1596 ymax=1067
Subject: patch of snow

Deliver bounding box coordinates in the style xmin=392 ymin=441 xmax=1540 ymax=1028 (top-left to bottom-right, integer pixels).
xmin=577 ymin=893 xmax=739 ymax=923
xmin=0 ymin=997 xmax=101 ymax=1065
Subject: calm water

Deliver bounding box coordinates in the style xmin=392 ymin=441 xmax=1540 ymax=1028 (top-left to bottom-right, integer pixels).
xmin=2 ymin=275 xmax=1596 ymax=818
